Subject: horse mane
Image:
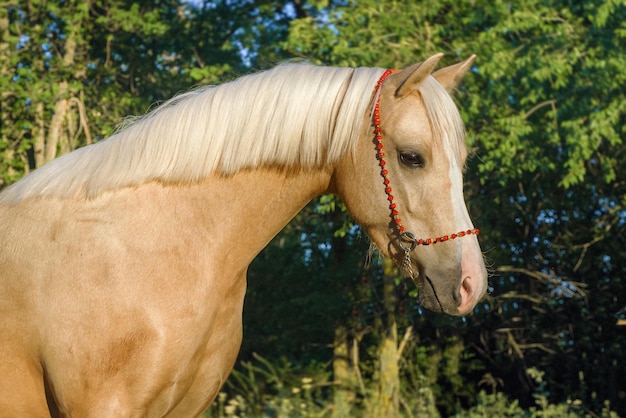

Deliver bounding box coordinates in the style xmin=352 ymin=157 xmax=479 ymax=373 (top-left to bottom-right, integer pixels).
xmin=0 ymin=63 xmax=465 ymax=203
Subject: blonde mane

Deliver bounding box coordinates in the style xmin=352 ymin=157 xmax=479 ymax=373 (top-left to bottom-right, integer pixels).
xmin=0 ymin=64 xmax=382 ymax=203
xmin=0 ymin=63 xmax=465 ymax=203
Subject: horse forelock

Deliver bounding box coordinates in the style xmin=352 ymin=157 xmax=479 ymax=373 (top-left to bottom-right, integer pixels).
xmin=418 ymin=76 xmax=467 ymax=169
xmin=0 ymin=64 xmax=385 ymax=203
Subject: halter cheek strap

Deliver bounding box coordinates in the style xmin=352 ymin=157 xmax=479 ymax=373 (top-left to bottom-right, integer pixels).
xmin=372 ymin=69 xmax=479 ymax=257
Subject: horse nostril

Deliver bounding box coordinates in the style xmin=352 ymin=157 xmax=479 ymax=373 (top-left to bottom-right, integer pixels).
xmin=452 ymin=276 xmax=470 ymax=306
xmin=457 ymin=276 xmax=475 ymax=315
xmin=461 ymin=276 xmax=472 ymax=297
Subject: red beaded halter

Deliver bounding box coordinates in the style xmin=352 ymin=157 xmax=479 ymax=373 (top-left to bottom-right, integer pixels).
xmin=372 ymin=69 xmax=479 ymax=255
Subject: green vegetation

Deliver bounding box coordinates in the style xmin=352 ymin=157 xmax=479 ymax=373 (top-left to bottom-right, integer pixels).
xmin=2 ymin=0 xmax=625 ymax=416
xmin=202 ymin=354 xmax=619 ymax=417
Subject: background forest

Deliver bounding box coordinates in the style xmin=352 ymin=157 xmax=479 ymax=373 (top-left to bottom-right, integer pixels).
xmin=1 ymin=0 xmax=625 ymax=416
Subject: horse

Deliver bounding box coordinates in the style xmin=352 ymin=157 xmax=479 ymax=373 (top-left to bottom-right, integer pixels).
xmin=0 ymin=53 xmax=487 ymax=417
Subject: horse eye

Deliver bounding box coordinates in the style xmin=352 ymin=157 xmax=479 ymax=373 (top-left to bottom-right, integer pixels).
xmin=399 ymin=152 xmax=425 ymax=168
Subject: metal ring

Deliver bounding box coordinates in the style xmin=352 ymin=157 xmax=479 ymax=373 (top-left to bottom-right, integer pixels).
xmin=399 ymin=231 xmax=418 ymax=252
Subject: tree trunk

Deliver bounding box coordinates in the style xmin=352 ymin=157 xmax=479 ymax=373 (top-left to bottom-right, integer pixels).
xmin=39 ymin=28 xmax=86 ymax=167
xmin=33 ymin=101 xmax=46 ymax=169
xmin=0 ymin=9 xmax=12 ymax=186
xmin=332 ymin=326 xmax=358 ymax=417
xmin=370 ymin=257 xmax=400 ymax=418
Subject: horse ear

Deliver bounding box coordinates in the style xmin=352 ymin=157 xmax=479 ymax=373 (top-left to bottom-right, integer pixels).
xmin=432 ymin=55 xmax=476 ymax=93
xmin=394 ymin=53 xmax=444 ymax=98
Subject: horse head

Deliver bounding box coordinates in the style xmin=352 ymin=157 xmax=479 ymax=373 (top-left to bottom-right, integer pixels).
xmin=332 ymin=54 xmax=488 ymax=316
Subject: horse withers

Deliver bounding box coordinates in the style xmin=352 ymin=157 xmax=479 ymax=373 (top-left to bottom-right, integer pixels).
xmin=0 ymin=54 xmax=487 ymax=416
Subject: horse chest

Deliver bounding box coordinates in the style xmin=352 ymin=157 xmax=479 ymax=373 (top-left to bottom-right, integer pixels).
xmin=155 ymin=276 xmax=247 ymax=415
xmin=41 ymin=274 xmax=246 ymax=416
xmin=163 ymin=311 xmax=245 ymax=416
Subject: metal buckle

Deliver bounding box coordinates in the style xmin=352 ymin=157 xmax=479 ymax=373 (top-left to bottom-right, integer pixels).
xmin=399 ymin=231 xmax=418 ymax=253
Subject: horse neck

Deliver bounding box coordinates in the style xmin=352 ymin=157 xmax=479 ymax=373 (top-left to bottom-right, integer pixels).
xmin=192 ymin=167 xmax=333 ymax=269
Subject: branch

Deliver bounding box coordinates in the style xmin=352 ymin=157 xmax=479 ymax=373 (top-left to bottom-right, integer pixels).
xmin=505 ymin=330 xmax=524 ymax=359
xmin=523 ymin=99 xmax=556 ymax=119
xmin=553 ymin=210 xmax=619 ymax=253
xmin=33 ymin=101 xmax=46 ymax=168
xmin=517 ymin=343 xmax=557 ymax=354
xmin=396 ymin=325 xmax=413 ymax=361
xmin=497 ymin=265 xmax=555 ymax=283
xmin=351 ymin=337 xmax=366 ymax=394
xmin=69 ymin=97 xmax=92 ymax=145
xmin=496 ymin=266 xmax=587 ymax=298
xmin=497 ymin=291 xmax=544 ymax=304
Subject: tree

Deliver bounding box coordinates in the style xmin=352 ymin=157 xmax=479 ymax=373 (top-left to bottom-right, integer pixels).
xmin=1 ymin=0 xmax=166 ymax=185
xmin=0 ymin=0 xmax=291 ymax=188
xmin=279 ymin=0 xmax=626 ymax=414
xmin=3 ymin=0 xmax=626 ymax=415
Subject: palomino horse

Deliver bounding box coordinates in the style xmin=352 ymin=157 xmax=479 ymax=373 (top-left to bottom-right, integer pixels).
xmin=0 ymin=54 xmax=487 ymax=416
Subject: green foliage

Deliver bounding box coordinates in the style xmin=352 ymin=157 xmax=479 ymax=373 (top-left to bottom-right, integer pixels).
xmin=455 ymin=368 xmax=620 ymax=418
xmin=316 ymin=195 xmax=354 ymax=238
xmin=260 ymin=1 xmax=626 ymax=415
xmin=0 ymin=0 xmax=290 ymax=188
xmin=203 ymin=354 xmax=331 ymax=418
xmin=204 ymin=357 xmax=619 ymax=418
xmin=242 ymin=201 xmax=370 ymax=364
xmin=3 ymin=0 xmax=626 ymax=416
xmin=283 ymin=0 xmax=626 ymax=189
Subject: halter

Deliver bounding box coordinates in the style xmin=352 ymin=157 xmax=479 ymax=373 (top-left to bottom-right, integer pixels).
xmin=372 ymin=69 xmax=479 ymax=267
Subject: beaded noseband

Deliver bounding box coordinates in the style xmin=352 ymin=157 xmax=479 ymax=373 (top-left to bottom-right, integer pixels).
xmin=372 ymin=69 xmax=479 ymax=268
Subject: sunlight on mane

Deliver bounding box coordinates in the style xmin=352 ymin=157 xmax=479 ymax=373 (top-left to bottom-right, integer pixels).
xmin=0 ymin=64 xmax=383 ymax=203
